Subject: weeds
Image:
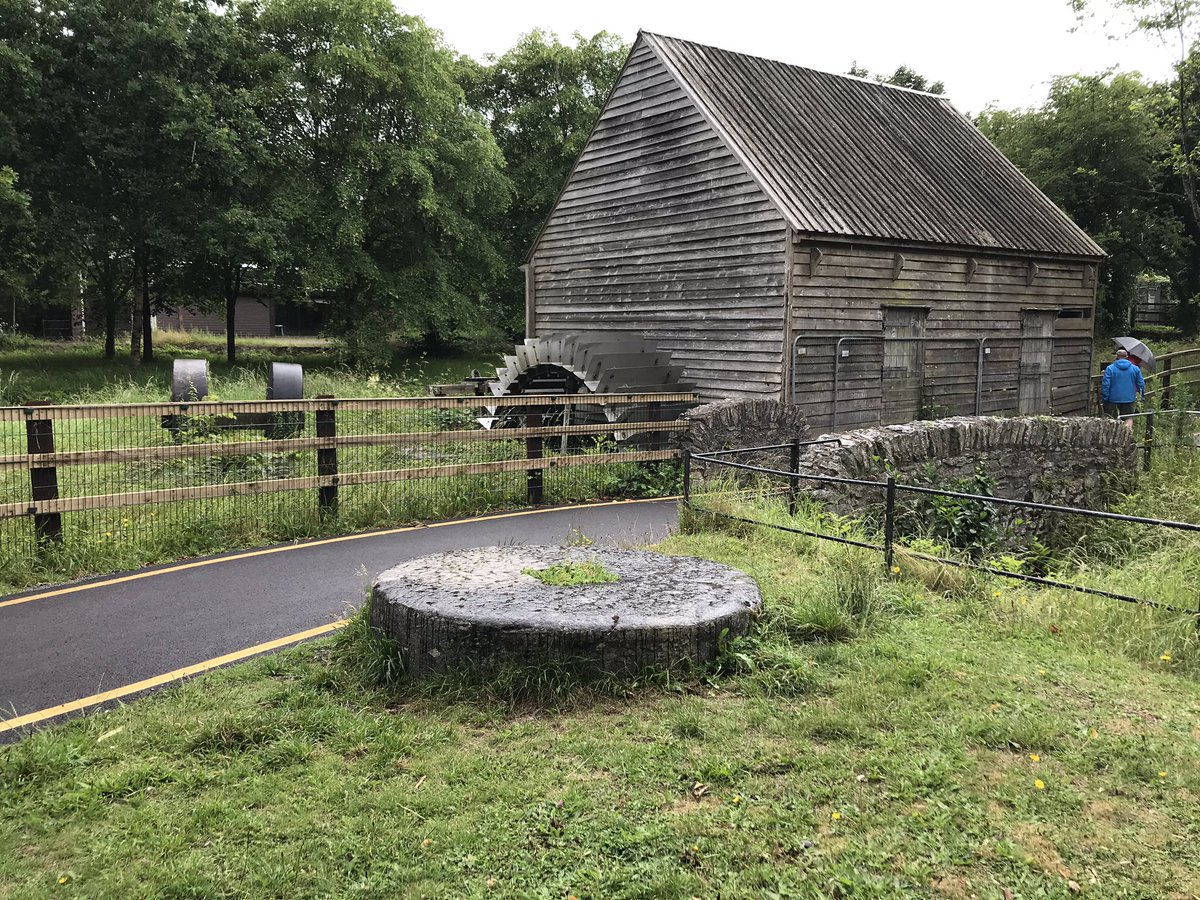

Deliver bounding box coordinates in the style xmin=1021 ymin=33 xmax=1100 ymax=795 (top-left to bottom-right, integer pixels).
xmin=521 ymin=559 xmax=619 ymax=586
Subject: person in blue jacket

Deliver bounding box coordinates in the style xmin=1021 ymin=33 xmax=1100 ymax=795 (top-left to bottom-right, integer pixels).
xmin=1101 ymin=348 xmax=1145 ymax=428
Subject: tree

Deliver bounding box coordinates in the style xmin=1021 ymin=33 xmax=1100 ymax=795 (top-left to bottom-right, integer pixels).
xmin=461 ymin=30 xmax=627 ymax=334
xmin=172 ymin=0 xmax=291 ymax=364
xmin=847 ymin=61 xmax=946 ymax=94
xmin=1070 ymin=0 xmax=1200 ymax=325
xmin=978 ymin=72 xmax=1187 ymax=331
xmin=0 ymin=168 xmax=34 ymax=328
xmin=0 ymin=0 xmax=45 ymax=327
xmin=259 ymin=0 xmax=510 ymax=364
xmin=34 ymin=0 xmax=216 ymax=362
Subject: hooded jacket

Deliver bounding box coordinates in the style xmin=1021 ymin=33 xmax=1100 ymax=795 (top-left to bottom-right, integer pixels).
xmin=1101 ymin=358 xmax=1145 ymax=405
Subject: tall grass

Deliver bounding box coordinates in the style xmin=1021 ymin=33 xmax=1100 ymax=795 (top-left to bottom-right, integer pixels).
xmin=0 ymin=335 xmax=505 ymax=405
xmin=686 ymin=452 xmax=1200 ymax=678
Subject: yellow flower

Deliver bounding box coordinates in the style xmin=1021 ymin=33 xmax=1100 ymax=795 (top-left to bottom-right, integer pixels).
xmin=58 ymin=877 xmax=69 ymax=885
xmin=1029 ymin=754 xmax=1040 ymax=762
xmin=831 ymin=811 xmax=842 ymax=820
xmin=731 ymin=795 xmax=742 ymax=805
xmin=1038 ymin=669 xmax=1047 ymax=677
xmin=891 ymin=566 xmax=901 ymax=574
xmin=1034 ymin=779 xmax=1046 ymax=790
xmin=1158 ymin=771 xmax=1167 ymax=778
xmin=1090 ymin=729 xmax=1099 ymax=739
xmin=104 ymin=532 xmax=112 ymax=538
xmin=1160 ymin=653 xmax=1172 ymax=662
xmin=993 ymin=590 xmax=1003 ymax=598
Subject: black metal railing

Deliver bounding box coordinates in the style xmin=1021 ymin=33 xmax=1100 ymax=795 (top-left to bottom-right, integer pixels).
xmin=684 ymin=440 xmax=1200 ymax=618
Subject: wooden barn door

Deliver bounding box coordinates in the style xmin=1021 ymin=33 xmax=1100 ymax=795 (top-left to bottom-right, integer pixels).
xmin=881 ymin=306 xmax=927 ymax=424
xmin=1018 ymin=309 xmax=1056 ymax=414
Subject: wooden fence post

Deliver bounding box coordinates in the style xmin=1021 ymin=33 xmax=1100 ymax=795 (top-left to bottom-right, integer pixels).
xmin=316 ymin=396 xmax=338 ymax=516
xmin=526 ymin=409 xmax=544 ymax=505
xmin=26 ymin=401 xmax=62 ymax=544
xmin=1143 ymin=411 xmax=1155 ymax=473
xmin=1161 ymin=357 xmax=1173 ymax=410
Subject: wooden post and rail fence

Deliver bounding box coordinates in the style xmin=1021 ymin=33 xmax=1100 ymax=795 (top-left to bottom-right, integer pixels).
xmin=1090 ymin=347 xmax=1200 ymax=411
xmin=1090 ymin=347 xmax=1200 ymax=470
xmin=0 ymin=392 xmax=695 ymax=550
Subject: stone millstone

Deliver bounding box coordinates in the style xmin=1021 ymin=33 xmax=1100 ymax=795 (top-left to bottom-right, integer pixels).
xmin=369 ymin=546 xmax=762 ymax=678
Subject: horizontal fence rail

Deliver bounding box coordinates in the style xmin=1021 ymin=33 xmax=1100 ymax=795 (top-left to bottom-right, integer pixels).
xmin=1 ymin=392 xmax=696 ymax=590
xmin=685 ymin=443 xmax=1199 ymax=618
xmin=1091 ymin=347 xmax=1200 ymax=410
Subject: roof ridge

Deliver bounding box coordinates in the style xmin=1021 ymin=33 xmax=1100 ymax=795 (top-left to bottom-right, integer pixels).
xmin=637 ymin=30 xmax=953 ymax=101
xmin=638 ymin=31 xmax=800 ymax=231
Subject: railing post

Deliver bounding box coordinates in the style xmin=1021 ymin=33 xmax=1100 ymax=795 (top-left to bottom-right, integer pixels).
xmin=1162 ymin=357 xmax=1173 ymax=410
xmin=316 ymin=396 xmax=338 ymax=517
xmin=525 ymin=410 xmax=543 ymax=505
xmin=26 ymin=401 xmax=63 ymax=544
xmin=884 ymin=475 xmax=897 ymax=572
xmin=682 ymin=449 xmax=691 ymax=506
xmin=1143 ymin=410 xmax=1155 ymax=473
xmin=788 ymin=438 xmax=801 ymax=516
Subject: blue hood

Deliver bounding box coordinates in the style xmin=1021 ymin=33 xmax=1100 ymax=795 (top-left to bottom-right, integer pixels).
xmin=1114 ymin=358 xmax=1134 ymax=370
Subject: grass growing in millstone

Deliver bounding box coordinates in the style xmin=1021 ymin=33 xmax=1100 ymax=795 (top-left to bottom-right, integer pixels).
xmin=520 ymin=559 xmax=620 ymax=586
xmin=4 ymin=517 xmax=1200 ymax=898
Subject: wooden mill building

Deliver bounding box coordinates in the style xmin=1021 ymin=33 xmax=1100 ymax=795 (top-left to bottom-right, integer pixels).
xmin=522 ymin=32 xmax=1106 ymax=430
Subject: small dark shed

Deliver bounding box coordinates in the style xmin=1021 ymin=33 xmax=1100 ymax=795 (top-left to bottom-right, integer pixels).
xmin=523 ymin=32 xmax=1105 ymax=430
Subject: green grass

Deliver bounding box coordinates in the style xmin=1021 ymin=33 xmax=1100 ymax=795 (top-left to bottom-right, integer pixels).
xmin=0 ymin=335 xmax=686 ymax=594
xmin=521 ymin=559 xmax=620 ymax=586
xmin=0 ymin=334 xmax=506 ymax=405
xmin=2 ymin=520 xmax=1199 ymax=897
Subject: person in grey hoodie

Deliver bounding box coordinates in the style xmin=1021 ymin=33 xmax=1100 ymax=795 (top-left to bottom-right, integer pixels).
xmin=1101 ymin=348 xmax=1146 ymax=429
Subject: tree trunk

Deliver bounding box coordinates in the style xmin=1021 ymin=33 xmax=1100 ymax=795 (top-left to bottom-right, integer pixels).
xmin=140 ymin=255 xmax=153 ymax=364
xmin=103 ymin=295 xmax=117 ymax=359
xmin=130 ymin=296 xmax=140 ymax=359
xmin=225 ymin=264 xmax=243 ymax=364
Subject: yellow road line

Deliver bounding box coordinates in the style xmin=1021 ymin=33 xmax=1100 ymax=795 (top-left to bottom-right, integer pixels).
xmin=0 ymin=496 xmax=680 ymax=611
xmin=0 ymin=621 xmax=349 ymax=735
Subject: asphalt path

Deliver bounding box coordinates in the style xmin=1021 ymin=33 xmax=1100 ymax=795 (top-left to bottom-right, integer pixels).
xmin=0 ymin=499 xmax=677 ymax=735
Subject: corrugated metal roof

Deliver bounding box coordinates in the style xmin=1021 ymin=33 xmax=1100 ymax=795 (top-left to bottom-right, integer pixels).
xmin=641 ymin=32 xmax=1105 ymax=259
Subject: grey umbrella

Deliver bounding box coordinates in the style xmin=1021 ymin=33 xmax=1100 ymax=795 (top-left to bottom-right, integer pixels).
xmin=1113 ymin=336 xmax=1157 ymax=373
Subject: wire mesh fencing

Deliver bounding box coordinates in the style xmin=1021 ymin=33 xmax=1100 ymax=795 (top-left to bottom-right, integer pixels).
xmin=0 ymin=392 xmax=694 ymax=592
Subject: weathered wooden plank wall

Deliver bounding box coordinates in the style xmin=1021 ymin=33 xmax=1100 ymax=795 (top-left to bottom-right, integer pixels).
xmin=529 ymin=42 xmax=788 ymax=400
xmin=789 ymin=241 xmax=1096 ymax=430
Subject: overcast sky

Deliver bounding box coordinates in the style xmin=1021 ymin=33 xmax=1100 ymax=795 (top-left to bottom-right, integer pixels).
xmin=398 ymin=0 xmax=1175 ymax=114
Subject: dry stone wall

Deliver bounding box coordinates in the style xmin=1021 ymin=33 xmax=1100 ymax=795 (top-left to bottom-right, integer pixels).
xmin=797 ymin=416 xmax=1139 ymax=548
xmin=680 ymin=399 xmax=812 ymax=473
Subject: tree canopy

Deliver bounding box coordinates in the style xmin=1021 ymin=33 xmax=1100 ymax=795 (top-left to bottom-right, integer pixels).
xmin=460 ymin=30 xmax=627 ymax=333
xmin=4 ymin=1 xmax=1200 ymax=355
xmin=847 ymin=62 xmax=945 ymax=94
xmin=979 ymin=72 xmax=1189 ymax=332
xmin=1 ymin=0 xmax=519 ymax=362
